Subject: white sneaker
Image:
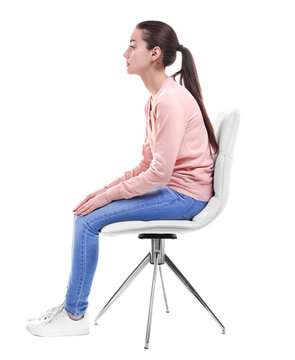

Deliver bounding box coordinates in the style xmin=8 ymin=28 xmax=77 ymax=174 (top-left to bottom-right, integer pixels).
xmin=26 ymin=303 xmax=90 ymax=337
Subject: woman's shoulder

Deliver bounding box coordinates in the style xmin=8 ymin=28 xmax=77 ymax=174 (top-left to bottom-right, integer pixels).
xmin=159 ymin=78 xmax=196 ymax=101
xmin=155 ymin=78 xmax=200 ymax=116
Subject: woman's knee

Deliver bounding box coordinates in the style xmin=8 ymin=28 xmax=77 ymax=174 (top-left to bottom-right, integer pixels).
xmin=73 ymin=214 xmax=90 ymax=229
xmin=74 ymin=213 xmax=101 ymax=235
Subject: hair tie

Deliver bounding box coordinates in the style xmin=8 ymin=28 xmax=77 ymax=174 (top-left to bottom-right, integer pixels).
xmin=177 ymin=44 xmax=184 ymax=52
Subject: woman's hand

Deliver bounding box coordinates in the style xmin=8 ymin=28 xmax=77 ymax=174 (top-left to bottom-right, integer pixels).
xmin=73 ymin=187 xmax=108 ymax=214
xmin=73 ymin=187 xmax=107 ymax=212
xmin=73 ymin=192 xmax=109 ymax=216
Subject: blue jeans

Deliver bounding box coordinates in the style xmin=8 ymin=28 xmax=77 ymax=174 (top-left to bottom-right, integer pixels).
xmin=64 ymin=185 xmax=208 ymax=317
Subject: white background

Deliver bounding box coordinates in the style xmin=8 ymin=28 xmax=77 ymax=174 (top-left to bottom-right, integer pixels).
xmin=0 ymin=0 xmax=294 ymax=359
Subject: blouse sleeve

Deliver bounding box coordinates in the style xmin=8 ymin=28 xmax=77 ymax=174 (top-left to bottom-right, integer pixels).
xmin=105 ymin=95 xmax=187 ymax=202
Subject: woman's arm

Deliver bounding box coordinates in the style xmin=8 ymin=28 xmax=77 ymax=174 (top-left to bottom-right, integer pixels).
xmin=73 ymin=96 xmax=187 ymax=214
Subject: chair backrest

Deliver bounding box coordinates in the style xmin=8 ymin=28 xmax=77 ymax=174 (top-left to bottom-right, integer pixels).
xmin=191 ymin=109 xmax=240 ymax=229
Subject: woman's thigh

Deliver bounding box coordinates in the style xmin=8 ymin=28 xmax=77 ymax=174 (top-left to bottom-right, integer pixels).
xmin=74 ymin=186 xmax=207 ymax=232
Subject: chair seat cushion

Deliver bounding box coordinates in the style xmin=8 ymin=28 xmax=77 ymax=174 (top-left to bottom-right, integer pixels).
xmin=100 ymin=219 xmax=196 ymax=236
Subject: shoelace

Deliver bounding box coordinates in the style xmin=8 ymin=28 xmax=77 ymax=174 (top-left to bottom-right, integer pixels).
xmin=40 ymin=302 xmax=65 ymax=325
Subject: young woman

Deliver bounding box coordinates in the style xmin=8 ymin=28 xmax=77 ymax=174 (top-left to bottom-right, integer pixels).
xmin=26 ymin=20 xmax=219 ymax=337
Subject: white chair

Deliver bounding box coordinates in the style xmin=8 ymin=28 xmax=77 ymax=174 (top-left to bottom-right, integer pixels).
xmin=94 ymin=109 xmax=240 ymax=349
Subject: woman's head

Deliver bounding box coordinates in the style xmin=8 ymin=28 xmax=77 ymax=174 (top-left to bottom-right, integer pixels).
xmin=124 ymin=20 xmax=219 ymax=155
xmin=123 ymin=21 xmax=179 ymax=75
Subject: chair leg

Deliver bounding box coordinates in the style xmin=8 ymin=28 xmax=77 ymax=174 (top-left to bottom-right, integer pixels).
xmin=159 ymin=264 xmax=169 ymax=313
xmin=94 ymin=253 xmax=150 ymax=325
xmin=165 ymin=254 xmax=226 ymax=334
xmin=144 ymin=251 xmax=159 ymax=349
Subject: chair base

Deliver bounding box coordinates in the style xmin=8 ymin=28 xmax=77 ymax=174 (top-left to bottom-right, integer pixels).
xmin=94 ymin=234 xmax=225 ymax=349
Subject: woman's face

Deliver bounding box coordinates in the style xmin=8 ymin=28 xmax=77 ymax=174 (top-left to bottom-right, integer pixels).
xmin=123 ymin=28 xmax=158 ymax=75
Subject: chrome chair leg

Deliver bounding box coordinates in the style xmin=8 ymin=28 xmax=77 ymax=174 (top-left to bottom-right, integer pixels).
xmin=165 ymin=254 xmax=226 ymax=334
xmin=159 ymin=264 xmax=169 ymax=313
xmin=144 ymin=251 xmax=159 ymax=349
xmin=94 ymin=253 xmax=150 ymax=324
xmin=95 ymin=235 xmax=225 ymax=349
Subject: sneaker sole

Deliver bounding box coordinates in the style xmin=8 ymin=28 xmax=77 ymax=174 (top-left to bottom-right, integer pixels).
xmin=26 ymin=325 xmax=90 ymax=337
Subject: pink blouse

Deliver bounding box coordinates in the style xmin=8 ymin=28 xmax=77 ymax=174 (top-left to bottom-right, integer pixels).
xmin=104 ymin=77 xmax=214 ymax=203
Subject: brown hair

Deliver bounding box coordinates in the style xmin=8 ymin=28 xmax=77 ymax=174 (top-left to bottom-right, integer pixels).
xmin=136 ymin=20 xmax=219 ymax=155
